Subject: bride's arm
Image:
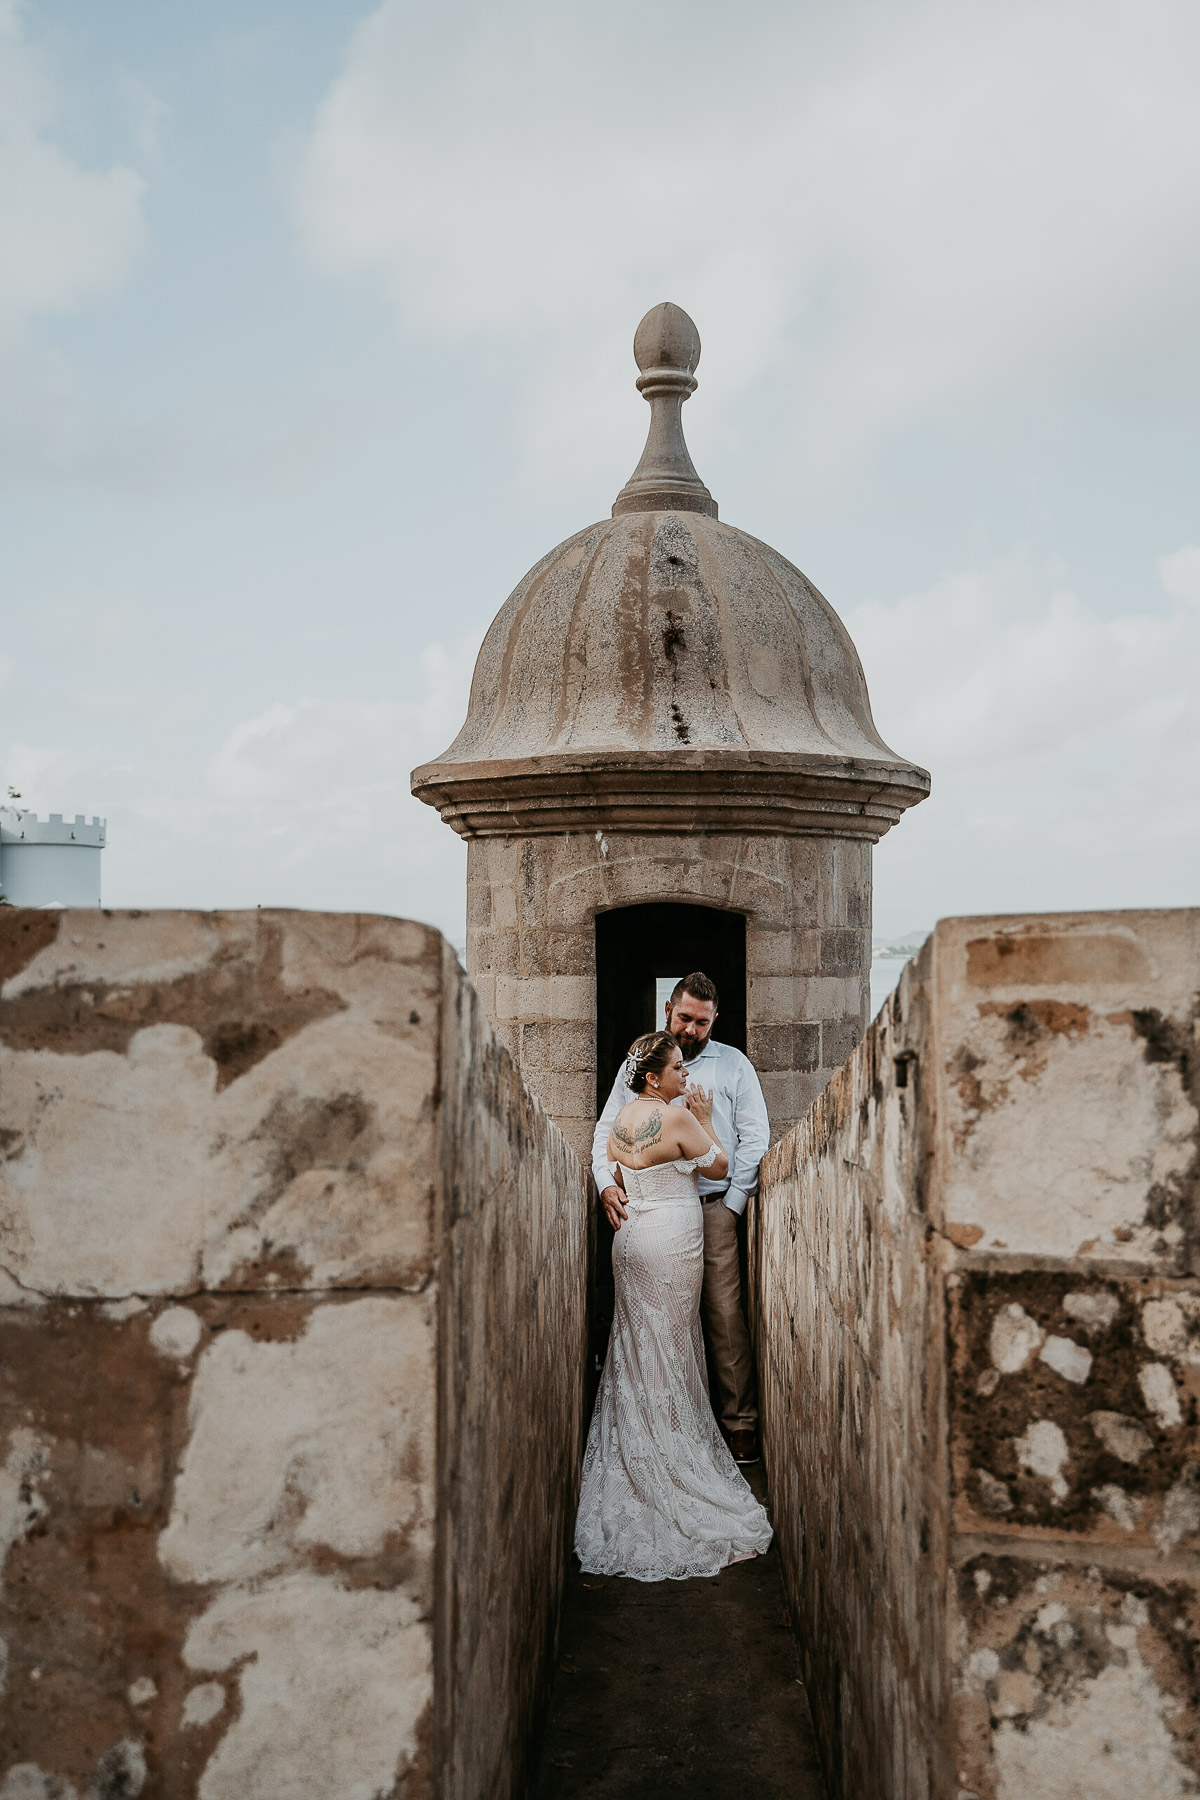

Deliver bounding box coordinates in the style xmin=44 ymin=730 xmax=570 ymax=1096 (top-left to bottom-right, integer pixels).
xmin=679 ymin=1090 xmax=730 ymax=1178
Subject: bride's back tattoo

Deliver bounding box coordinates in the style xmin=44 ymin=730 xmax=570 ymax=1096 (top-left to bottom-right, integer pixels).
xmin=613 ymin=1109 xmax=663 ymax=1152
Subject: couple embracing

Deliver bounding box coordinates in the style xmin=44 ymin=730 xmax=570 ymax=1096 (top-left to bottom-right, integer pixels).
xmin=574 ymin=973 xmax=773 ymax=1582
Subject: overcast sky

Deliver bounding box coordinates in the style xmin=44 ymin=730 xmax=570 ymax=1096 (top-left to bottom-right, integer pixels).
xmin=3 ymin=0 xmax=1198 ymax=949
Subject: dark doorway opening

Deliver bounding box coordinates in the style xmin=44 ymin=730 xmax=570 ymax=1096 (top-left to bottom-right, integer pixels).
xmin=591 ymin=903 xmax=747 ymax=1377
xmin=595 ymin=903 xmax=747 ymax=1109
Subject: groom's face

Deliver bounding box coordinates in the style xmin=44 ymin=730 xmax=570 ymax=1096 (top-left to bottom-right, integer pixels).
xmin=665 ymin=992 xmax=717 ymax=1061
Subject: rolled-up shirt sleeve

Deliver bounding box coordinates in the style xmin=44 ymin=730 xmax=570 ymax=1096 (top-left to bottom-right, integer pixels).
xmin=591 ymin=1069 xmax=630 ymax=1192
xmin=723 ymin=1058 xmax=771 ymax=1215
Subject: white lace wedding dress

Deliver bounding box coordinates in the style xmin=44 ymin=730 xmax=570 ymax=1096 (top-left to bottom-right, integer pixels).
xmin=574 ymin=1146 xmax=773 ymax=1581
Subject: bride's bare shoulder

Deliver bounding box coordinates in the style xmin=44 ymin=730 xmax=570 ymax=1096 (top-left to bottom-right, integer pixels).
xmin=609 ymin=1100 xmax=675 ymax=1159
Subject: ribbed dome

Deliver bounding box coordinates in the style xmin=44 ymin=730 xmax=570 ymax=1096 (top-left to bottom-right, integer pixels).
xmin=432 ymin=508 xmax=898 ymax=764
xmin=412 ymin=303 xmax=929 ymax=840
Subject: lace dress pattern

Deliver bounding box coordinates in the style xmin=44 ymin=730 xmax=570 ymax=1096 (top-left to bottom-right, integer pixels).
xmin=574 ymin=1147 xmax=773 ymax=1581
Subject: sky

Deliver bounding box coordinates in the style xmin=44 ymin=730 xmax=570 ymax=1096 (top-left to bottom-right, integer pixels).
xmin=2 ymin=0 xmax=1198 ymax=953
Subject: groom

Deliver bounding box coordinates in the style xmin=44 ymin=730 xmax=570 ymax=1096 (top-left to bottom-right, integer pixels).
xmin=592 ymin=971 xmax=771 ymax=1465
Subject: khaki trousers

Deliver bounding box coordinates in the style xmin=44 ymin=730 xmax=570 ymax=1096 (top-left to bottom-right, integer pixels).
xmin=700 ymin=1197 xmax=757 ymax=1432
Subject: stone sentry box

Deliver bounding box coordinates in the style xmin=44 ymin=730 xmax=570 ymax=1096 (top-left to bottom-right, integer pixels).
xmin=0 ymin=907 xmax=587 ymax=1800
xmin=412 ymin=303 xmax=930 ymax=1165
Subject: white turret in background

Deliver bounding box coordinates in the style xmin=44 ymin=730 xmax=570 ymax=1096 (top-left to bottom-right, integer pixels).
xmin=0 ymin=810 xmax=106 ymax=908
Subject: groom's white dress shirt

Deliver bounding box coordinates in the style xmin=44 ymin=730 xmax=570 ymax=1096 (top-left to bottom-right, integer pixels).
xmin=591 ymin=1037 xmax=771 ymax=1216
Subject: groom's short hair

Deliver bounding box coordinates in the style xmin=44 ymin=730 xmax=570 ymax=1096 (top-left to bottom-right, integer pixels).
xmin=669 ymin=971 xmax=718 ymax=1009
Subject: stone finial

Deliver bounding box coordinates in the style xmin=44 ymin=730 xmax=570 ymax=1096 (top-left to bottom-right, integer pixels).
xmin=611 ymin=302 xmax=718 ymax=519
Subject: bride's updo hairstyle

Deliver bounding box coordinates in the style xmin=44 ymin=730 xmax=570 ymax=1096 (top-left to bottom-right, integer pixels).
xmin=624 ymin=1030 xmax=677 ymax=1094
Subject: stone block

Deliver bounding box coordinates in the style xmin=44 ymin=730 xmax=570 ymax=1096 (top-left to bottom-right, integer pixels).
xmin=952 ymin=1552 xmax=1199 ymax=1799
xmin=545 ymin=860 xmax=612 ymax=927
xmin=604 ymin=846 xmax=744 ymax=915
xmin=794 ymin=975 xmax=861 ymax=1021
xmin=526 ymin=1071 xmax=597 ymax=1121
xmin=816 ymin=838 xmax=872 ymax=928
xmin=0 ymin=1291 xmax=434 ymax=1799
xmin=934 ymin=909 xmax=1200 ymax=1272
xmin=758 ymin=1068 xmax=828 ymax=1132
xmin=746 ymin=974 xmax=798 ymax=1018
xmin=471 ymin=970 xmax=496 ymax=1019
xmin=776 ymin=837 xmax=822 ymax=908
xmin=519 ymin=1019 xmax=595 ymax=1073
xmin=949 ymin=1269 xmax=1200 ymax=1553
xmin=517 ymin=927 xmax=594 ymax=977
xmin=555 ymin=1116 xmax=596 ymax=1170
xmin=492 ymin=883 xmax=519 ymax=928
xmin=719 ymin=864 xmax=792 ymax=925
xmin=465 ymin=880 xmax=492 ymax=927
xmin=819 ymin=927 xmax=867 ymax=977
xmin=746 ymin=925 xmax=798 ymax=976
xmin=544 ymin=975 xmax=594 ymax=1022
xmin=787 ymin=928 xmax=825 ymax=975
xmin=467 ymin=926 xmax=521 ymax=977
xmin=821 ymin=1016 xmax=861 ymax=1070
xmin=791 ymin=1070 xmax=833 ymax=1122
xmin=748 ymin=1020 xmax=821 ymax=1075
xmin=0 ymin=909 xmax=443 ymax=1297
xmin=467 ymin=838 xmax=520 ymax=888
xmin=494 ymin=974 xmax=525 ymax=1021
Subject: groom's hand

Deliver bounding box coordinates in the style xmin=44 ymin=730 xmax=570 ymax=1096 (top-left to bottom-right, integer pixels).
xmin=601 ymin=1185 xmax=628 ymax=1230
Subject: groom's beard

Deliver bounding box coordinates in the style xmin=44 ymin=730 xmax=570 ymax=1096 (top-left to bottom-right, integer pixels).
xmin=674 ymin=1032 xmax=709 ymax=1062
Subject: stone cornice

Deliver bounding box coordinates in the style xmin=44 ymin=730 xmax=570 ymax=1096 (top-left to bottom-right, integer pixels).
xmin=410 ymin=748 xmax=931 ymax=841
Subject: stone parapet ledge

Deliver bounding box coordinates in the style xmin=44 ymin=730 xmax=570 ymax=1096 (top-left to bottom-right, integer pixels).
xmin=0 ymin=908 xmax=587 ymax=1800
xmin=753 ymin=908 xmax=1199 ymax=1800
xmin=411 ymin=747 xmax=929 ymax=840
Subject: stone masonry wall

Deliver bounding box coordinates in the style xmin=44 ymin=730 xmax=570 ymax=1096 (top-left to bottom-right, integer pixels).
xmin=466 ymin=828 xmax=870 ymax=1165
xmin=754 ymin=909 xmax=1199 ymax=1800
xmin=434 ymin=937 xmax=588 ymax=1800
xmin=0 ymin=908 xmax=587 ymax=1800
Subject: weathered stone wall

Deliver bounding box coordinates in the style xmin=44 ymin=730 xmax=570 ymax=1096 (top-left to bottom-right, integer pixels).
xmin=0 ymin=908 xmax=587 ymax=1800
xmin=434 ymin=939 xmax=588 ymax=1800
xmin=466 ymin=828 xmax=870 ymax=1164
xmin=754 ymin=908 xmax=1199 ymax=1800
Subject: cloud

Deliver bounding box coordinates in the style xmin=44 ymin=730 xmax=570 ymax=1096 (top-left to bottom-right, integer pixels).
xmin=2 ymin=635 xmax=482 ymax=941
xmin=294 ymin=0 xmax=1200 ymax=496
xmin=1159 ymin=545 xmax=1200 ymax=606
xmin=119 ymin=73 xmax=169 ymax=166
xmin=0 ymin=9 xmax=146 ymax=335
xmin=0 ymin=5 xmax=147 ymax=463
xmin=195 ymin=637 xmax=477 ymax=932
xmin=859 ymin=547 xmax=1200 ymax=932
xmin=8 ymin=543 xmax=1196 ymax=955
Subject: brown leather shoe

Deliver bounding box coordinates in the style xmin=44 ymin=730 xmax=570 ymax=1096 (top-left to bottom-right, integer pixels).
xmin=729 ymin=1430 xmax=760 ymax=1465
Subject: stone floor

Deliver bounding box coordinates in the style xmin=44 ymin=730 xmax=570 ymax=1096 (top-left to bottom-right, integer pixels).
xmin=532 ymin=1470 xmax=828 ymax=1799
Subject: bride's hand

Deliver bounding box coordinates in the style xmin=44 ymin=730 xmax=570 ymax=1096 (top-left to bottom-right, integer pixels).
xmin=685 ymin=1085 xmax=714 ymax=1126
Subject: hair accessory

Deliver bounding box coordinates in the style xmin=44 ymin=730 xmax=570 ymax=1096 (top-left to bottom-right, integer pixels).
xmin=623 ymin=1044 xmax=658 ymax=1088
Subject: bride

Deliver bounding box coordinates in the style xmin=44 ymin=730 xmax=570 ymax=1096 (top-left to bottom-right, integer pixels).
xmin=574 ymin=1030 xmax=773 ymax=1580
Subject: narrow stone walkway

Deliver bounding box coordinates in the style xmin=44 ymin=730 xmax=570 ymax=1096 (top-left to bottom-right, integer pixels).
xmin=533 ymin=1471 xmax=827 ymax=1799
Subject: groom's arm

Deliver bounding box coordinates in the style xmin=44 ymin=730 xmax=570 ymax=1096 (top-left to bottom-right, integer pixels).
xmin=592 ymin=1069 xmax=631 ymax=1226
xmin=724 ymin=1057 xmax=771 ymax=1215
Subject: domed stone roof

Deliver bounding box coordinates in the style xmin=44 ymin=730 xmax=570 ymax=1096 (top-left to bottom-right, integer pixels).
xmin=412 ymin=304 xmax=929 ymax=840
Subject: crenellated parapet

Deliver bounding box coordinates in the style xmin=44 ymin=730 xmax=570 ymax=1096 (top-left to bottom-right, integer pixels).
xmin=0 ymin=809 xmax=106 ymax=847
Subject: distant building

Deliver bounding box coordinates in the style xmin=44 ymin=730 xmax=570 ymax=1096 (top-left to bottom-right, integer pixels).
xmin=0 ymin=809 xmax=106 ymax=907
